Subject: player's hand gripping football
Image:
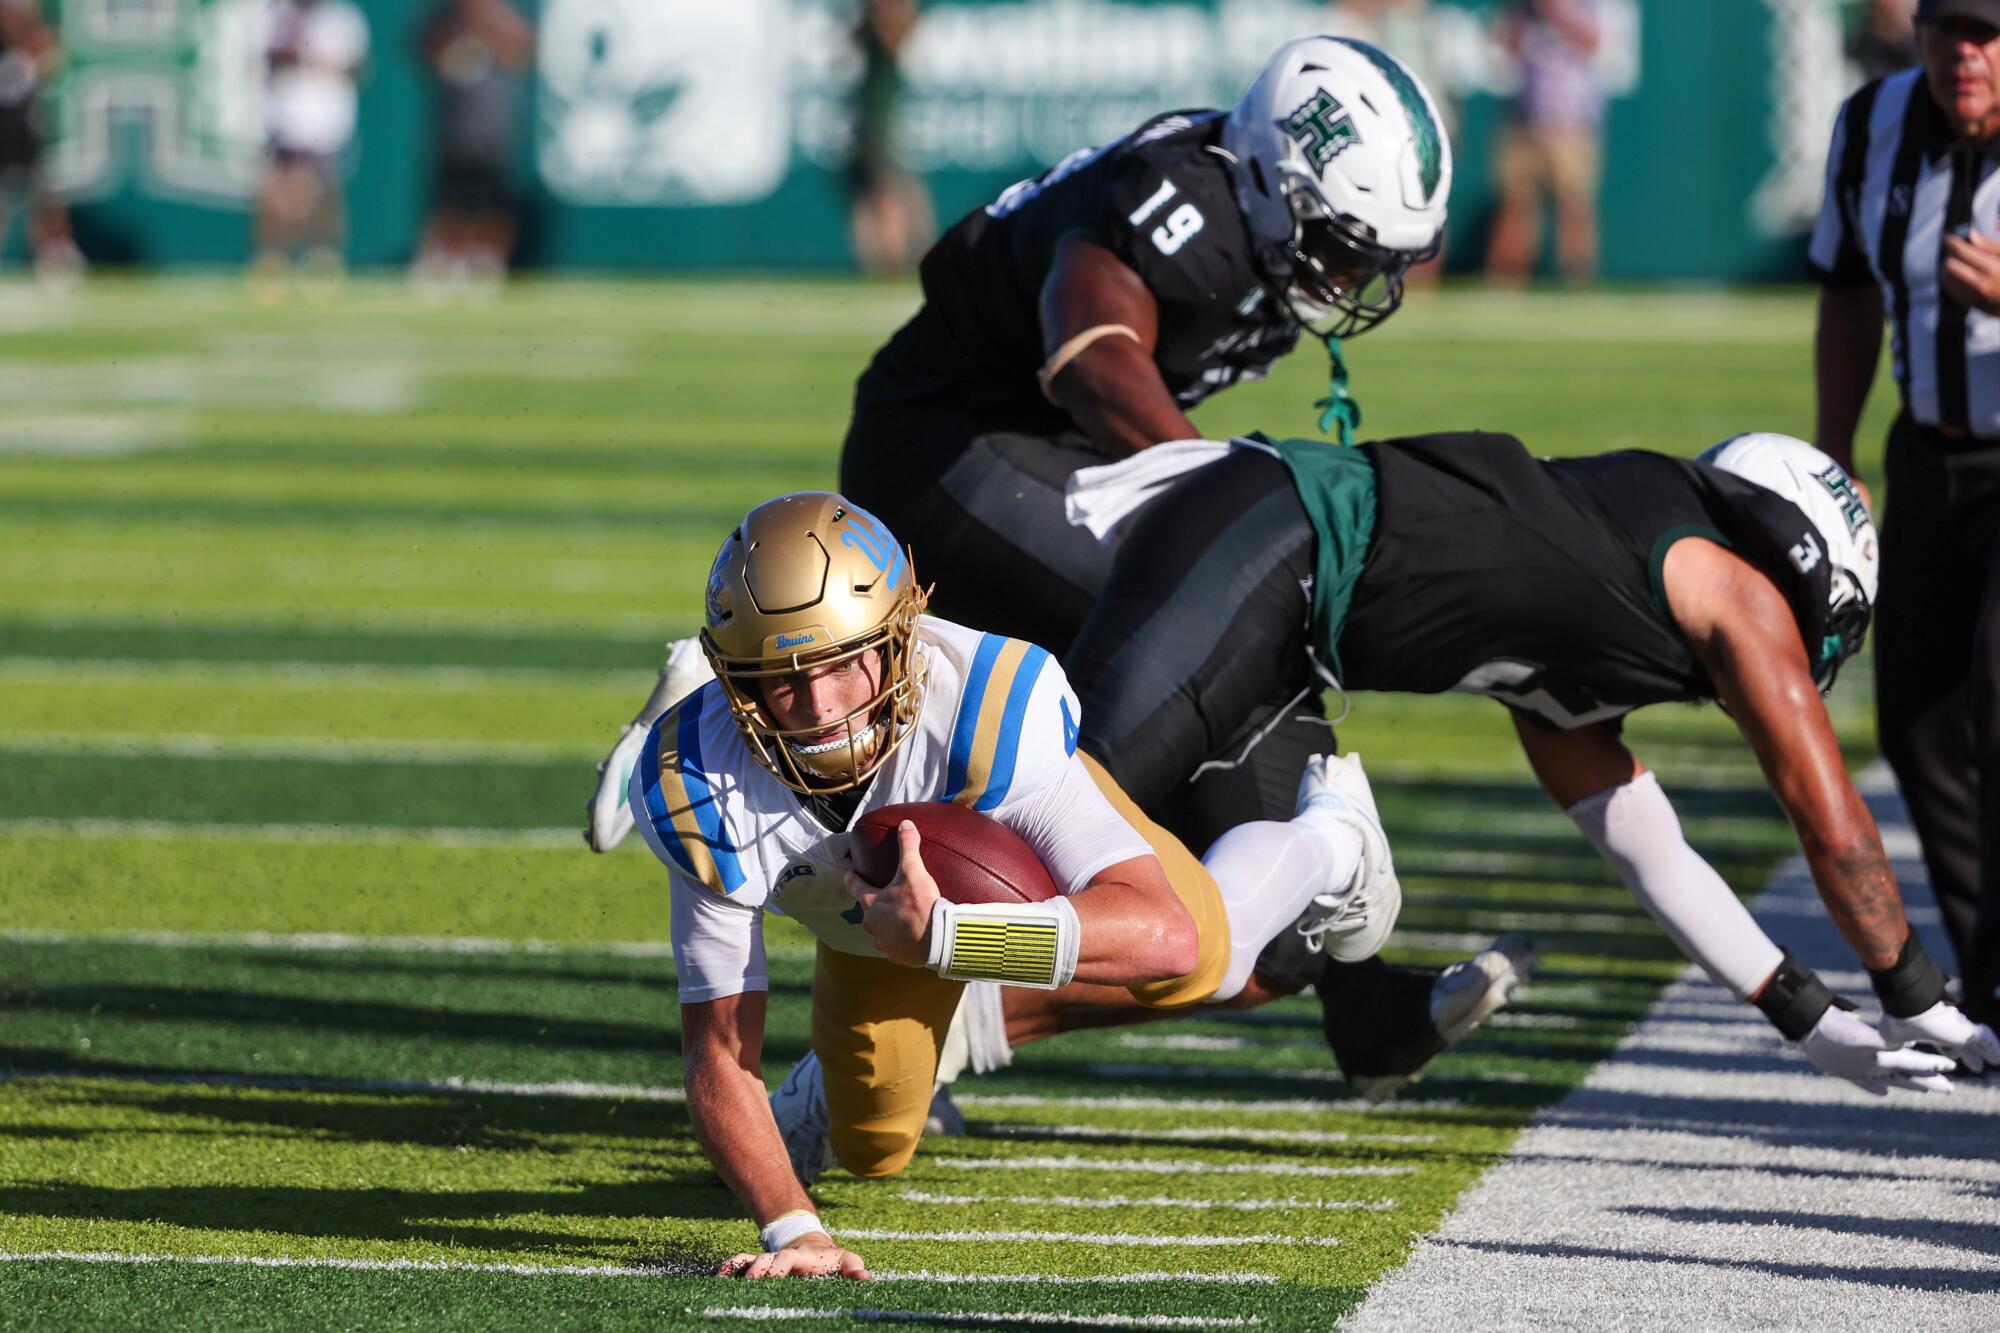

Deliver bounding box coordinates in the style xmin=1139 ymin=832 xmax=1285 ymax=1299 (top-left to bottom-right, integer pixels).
xmin=1798 ymin=1007 xmax=1956 ymax=1095
xmin=716 ymin=1236 xmax=871 ymax=1280
xmin=844 ymin=820 xmax=941 ymax=967
xmin=1880 ymin=1000 xmax=2000 ymax=1073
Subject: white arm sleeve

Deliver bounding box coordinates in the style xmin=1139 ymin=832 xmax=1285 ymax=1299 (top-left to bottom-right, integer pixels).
xmin=1001 ymin=754 xmax=1155 ymax=895
xmin=1566 ymin=771 xmax=1784 ymax=1001
xmin=669 ymin=868 xmax=767 ymax=1004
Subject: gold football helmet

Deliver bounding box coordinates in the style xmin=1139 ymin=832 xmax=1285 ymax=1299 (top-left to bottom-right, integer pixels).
xmin=700 ymin=492 xmax=928 ymax=793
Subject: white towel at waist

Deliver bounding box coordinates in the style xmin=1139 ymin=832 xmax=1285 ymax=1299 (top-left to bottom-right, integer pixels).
xmin=1062 ymin=436 xmax=1278 ymax=544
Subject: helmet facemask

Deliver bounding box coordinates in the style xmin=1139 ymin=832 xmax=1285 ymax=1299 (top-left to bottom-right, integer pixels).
xmin=1814 ymin=569 xmax=1873 ymax=695
xmin=1275 ymin=191 xmax=1439 ymax=340
xmin=705 ymin=582 xmax=928 ymax=794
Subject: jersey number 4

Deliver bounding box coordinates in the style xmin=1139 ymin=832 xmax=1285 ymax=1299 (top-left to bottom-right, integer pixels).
xmin=1128 ymin=179 xmax=1205 ymax=256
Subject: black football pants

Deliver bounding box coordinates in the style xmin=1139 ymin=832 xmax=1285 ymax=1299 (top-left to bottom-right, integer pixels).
xmin=1874 ymin=414 xmax=2000 ymax=1023
xmin=841 ymin=395 xmax=1328 ymax=854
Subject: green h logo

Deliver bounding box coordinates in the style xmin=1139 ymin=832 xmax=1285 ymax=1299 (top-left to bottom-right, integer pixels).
xmin=1278 ymin=90 xmax=1360 ymax=171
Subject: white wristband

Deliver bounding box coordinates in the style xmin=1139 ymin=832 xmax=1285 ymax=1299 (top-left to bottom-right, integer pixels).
xmin=759 ymin=1209 xmax=827 ymax=1253
xmin=925 ymin=895 xmax=1081 ymax=989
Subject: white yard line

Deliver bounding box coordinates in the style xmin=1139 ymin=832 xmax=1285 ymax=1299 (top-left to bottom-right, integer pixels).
xmin=954 ymin=1093 xmax=1460 ymax=1115
xmin=704 ymin=1309 xmax=1260 ymax=1328
xmin=0 ymin=818 xmax=581 ymax=848
xmin=0 ymin=927 xmax=671 ymax=957
xmin=1345 ymin=766 xmax=2000 ymax=1330
xmin=0 ymin=732 xmax=595 ymax=763
xmin=843 ymin=1229 xmax=1337 ymax=1248
xmin=979 ymin=1124 xmax=1435 ymax=1148
xmin=0 ymin=1067 xmax=687 ymax=1103
xmin=897 ymin=1192 xmax=1396 ymax=1214
xmin=929 ymin=1156 xmax=1411 ymax=1179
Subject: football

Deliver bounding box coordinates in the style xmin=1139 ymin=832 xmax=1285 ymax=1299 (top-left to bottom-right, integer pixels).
xmin=850 ymin=803 xmax=1060 ymax=905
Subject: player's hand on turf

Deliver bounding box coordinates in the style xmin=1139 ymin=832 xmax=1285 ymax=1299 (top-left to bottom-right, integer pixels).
xmin=1942 ymin=232 xmax=2000 ymax=317
xmin=844 ymin=820 xmax=940 ymax=967
xmin=715 ymin=1237 xmax=871 ymax=1279
xmin=1880 ymin=1000 xmax=2000 ymax=1073
xmin=1798 ymin=1007 xmax=1956 ymax=1095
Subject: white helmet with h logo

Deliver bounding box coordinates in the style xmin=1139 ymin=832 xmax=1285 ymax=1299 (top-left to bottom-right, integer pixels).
xmin=1700 ymin=433 xmax=1880 ymax=691
xmin=1222 ymin=35 xmax=1452 ymax=339
xmin=700 ymin=492 xmax=928 ymax=792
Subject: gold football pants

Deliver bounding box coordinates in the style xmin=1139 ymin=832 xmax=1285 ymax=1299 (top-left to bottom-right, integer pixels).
xmin=812 ymin=759 xmax=1231 ymax=1177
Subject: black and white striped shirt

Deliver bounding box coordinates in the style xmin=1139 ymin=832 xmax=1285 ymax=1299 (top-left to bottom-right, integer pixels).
xmin=1810 ymin=68 xmax=2000 ymax=438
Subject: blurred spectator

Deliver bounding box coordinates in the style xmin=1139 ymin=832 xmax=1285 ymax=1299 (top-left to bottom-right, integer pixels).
xmin=412 ymin=0 xmax=532 ymax=291
xmin=1484 ymin=0 xmax=1604 ymax=285
xmin=847 ymin=0 xmax=933 ymax=277
xmin=253 ymin=0 xmax=369 ymax=291
xmin=0 ymin=0 xmax=81 ymax=279
xmin=1849 ymin=0 xmax=1919 ymax=81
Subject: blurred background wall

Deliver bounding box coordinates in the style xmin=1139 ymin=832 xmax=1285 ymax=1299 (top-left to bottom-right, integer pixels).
xmin=15 ymin=0 xmax=1881 ymax=280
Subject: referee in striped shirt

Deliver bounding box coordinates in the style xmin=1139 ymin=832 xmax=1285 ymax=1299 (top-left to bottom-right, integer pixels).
xmin=1811 ymin=0 xmax=2000 ymax=1032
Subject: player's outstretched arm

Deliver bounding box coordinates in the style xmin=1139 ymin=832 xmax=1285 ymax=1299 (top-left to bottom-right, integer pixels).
xmin=1513 ymin=703 xmax=1968 ymax=1090
xmin=1037 ymin=234 xmax=1202 ymax=456
xmin=1667 ymin=538 xmax=1997 ymax=1073
xmin=682 ymin=993 xmax=872 ymax=1280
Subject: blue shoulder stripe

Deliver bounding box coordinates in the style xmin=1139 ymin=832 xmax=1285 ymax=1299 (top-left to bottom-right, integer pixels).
xmin=943 ymin=633 xmax=1005 ymax=803
xmin=639 ymin=688 xmax=747 ymax=895
xmin=973 ymin=644 xmax=1050 ymax=812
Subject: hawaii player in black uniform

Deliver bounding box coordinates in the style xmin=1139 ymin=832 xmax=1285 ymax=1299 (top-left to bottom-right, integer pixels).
xmin=834 ymin=35 xmax=1453 ymax=851
xmin=587 ymin=35 xmax=1455 ymax=858
xmin=1000 ymin=430 xmax=1995 ymax=1093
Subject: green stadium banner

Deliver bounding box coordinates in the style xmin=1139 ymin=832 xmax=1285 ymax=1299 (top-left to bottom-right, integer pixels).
xmin=28 ymin=0 xmax=1873 ymax=280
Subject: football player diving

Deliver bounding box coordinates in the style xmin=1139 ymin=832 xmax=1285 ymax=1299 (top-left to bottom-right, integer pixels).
xmin=592 ymin=35 xmax=1508 ymax=1107
xmin=588 ymin=34 xmax=1451 ymax=861
xmin=638 ymin=492 xmax=1410 ymax=1279
xmin=930 ymin=430 xmax=2000 ymax=1099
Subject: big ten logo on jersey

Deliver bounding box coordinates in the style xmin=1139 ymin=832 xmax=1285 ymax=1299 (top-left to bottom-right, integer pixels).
xmin=536 ymin=0 xmax=789 ymax=206
xmin=1125 ymin=177 xmax=1204 ymax=256
xmin=42 ymin=0 xmax=268 ymax=204
xmin=769 ymin=846 xmax=877 ymax=956
xmin=1451 ymin=658 xmax=1629 ymax=730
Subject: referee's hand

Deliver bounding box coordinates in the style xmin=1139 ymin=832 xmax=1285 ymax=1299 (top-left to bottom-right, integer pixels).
xmin=1942 ymin=232 xmax=2000 ymax=318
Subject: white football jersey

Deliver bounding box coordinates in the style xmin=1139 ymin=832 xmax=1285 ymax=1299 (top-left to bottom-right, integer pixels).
xmin=629 ymin=616 xmax=1154 ymax=1003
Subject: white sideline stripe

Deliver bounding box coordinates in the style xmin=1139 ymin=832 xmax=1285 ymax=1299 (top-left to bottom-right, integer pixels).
xmin=898 ymin=1191 xmax=1397 ymax=1214
xmin=0 ymin=1067 xmax=686 ymax=1103
xmin=0 ymin=818 xmax=582 ymax=849
xmin=0 ymin=731 xmax=595 ymax=764
xmin=843 ymin=1229 xmax=1337 ymax=1249
xmin=930 ymin=1156 xmax=1412 ymax=1179
xmin=1347 ymin=763 xmax=2000 ymax=1331
xmin=984 ymin=1124 xmax=1436 ymax=1147
xmin=0 ymin=656 xmax=635 ymax=690
xmin=705 ymin=1309 xmax=1259 ymax=1328
xmin=0 ymin=928 xmax=672 ymax=957
xmin=955 ymin=1093 xmax=1461 ymax=1115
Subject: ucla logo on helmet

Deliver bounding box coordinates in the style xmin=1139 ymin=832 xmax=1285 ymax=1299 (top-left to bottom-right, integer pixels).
xmin=776 ymin=631 xmax=815 ymax=649
xmin=839 ymin=507 xmax=906 ymax=587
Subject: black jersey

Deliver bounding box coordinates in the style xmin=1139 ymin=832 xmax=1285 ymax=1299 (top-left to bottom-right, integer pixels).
xmin=1337 ymin=433 xmax=1836 ymax=728
xmin=866 ymin=110 xmax=1298 ymax=430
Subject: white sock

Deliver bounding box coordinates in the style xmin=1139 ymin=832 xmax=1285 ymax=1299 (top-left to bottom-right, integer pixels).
xmin=934 ymin=981 xmax=1011 ymax=1086
xmin=1202 ymin=817 xmax=1363 ymax=1002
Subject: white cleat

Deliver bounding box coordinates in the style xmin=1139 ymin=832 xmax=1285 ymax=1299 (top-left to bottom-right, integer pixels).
xmin=770 ymin=1050 xmax=832 ymax=1187
xmin=1292 ymin=752 xmax=1402 ymax=963
xmin=583 ymin=637 xmax=715 ymax=853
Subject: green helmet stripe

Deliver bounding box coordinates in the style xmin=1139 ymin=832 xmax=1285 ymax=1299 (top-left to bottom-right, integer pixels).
xmin=1334 ymin=38 xmax=1443 ymax=202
